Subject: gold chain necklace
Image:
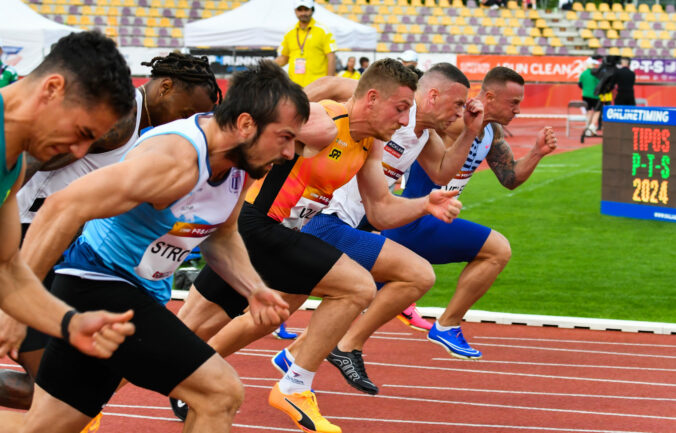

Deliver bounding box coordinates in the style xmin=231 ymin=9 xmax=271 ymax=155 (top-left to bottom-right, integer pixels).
xmin=139 ymin=85 xmax=153 ymax=127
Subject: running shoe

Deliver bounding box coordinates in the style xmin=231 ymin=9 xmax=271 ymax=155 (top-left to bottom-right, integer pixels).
xmin=269 ymin=383 xmax=341 ymax=433
xmin=169 ymin=397 xmax=188 ymax=422
xmin=427 ymin=323 xmax=482 ymax=359
xmin=272 ymin=348 xmax=294 ymax=375
xmin=326 ymin=347 xmax=378 ymax=395
xmin=80 ymin=413 xmax=102 ymax=432
xmin=273 ymin=323 xmax=298 ymax=340
xmin=397 ymin=303 xmax=433 ymax=331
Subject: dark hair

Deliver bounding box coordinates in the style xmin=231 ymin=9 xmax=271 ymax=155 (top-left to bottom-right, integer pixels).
xmin=359 ymin=57 xmax=369 ymax=66
xmin=142 ymin=52 xmax=222 ymax=104
xmin=481 ymin=66 xmax=525 ymax=90
xmin=213 ymin=60 xmax=309 ymax=135
xmin=423 ymin=62 xmax=470 ymax=87
xmin=355 ymin=58 xmax=418 ymax=98
xmin=31 ymin=31 xmax=134 ymax=117
xmin=407 ymin=65 xmax=424 ymax=79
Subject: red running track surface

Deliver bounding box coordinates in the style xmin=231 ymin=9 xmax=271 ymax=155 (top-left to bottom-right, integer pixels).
xmin=3 ymin=303 xmax=672 ymax=433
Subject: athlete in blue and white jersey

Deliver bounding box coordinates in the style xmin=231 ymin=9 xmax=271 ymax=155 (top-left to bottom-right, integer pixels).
xmin=289 ymin=64 xmax=484 ymax=395
xmin=383 ymin=66 xmax=558 ymax=360
xmin=16 ymin=61 xmax=307 ymax=433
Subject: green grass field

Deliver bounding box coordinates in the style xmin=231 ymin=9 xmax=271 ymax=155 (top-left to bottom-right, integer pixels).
xmin=417 ymin=144 xmax=676 ymax=323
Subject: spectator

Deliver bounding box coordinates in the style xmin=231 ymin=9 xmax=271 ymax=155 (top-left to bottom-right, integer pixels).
xmin=339 ymin=56 xmax=361 ymax=80
xmin=581 ymin=55 xmax=618 ymax=143
xmin=398 ymin=49 xmax=418 ymax=68
xmin=614 ymin=57 xmax=636 ymax=106
xmin=481 ymin=0 xmax=507 ymax=8
xmin=579 ymin=57 xmax=600 ymax=138
xmin=358 ymin=56 xmax=369 ymax=74
xmin=0 ymin=47 xmax=18 ymax=88
xmin=275 ymin=0 xmax=337 ymax=87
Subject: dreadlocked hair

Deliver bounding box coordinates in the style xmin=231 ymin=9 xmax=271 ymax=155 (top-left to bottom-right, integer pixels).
xmin=141 ymin=52 xmax=222 ymax=104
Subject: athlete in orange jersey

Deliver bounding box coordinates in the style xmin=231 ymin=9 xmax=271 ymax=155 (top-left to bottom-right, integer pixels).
xmin=175 ymin=59 xmax=463 ymax=433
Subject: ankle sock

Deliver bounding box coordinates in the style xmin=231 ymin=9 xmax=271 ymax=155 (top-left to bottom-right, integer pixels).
xmin=279 ymin=364 xmax=316 ymax=394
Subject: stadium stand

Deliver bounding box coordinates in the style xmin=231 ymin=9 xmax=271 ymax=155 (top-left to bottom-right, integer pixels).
xmin=20 ymin=0 xmax=676 ymax=57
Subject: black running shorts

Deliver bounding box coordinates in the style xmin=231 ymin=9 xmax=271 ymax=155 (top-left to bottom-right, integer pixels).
xmin=36 ymin=275 xmax=216 ymax=418
xmin=195 ymin=203 xmax=343 ymax=317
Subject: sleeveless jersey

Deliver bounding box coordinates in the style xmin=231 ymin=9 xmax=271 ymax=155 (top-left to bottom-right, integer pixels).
xmin=1 ymin=94 xmax=23 ymax=207
xmin=18 ymin=89 xmax=144 ymax=223
xmin=403 ymin=123 xmax=494 ymax=199
xmin=246 ymin=100 xmax=373 ymax=230
xmin=56 ymin=114 xmax=247 ymax=304
xmin=324 ymin=102 xmax=429 ymax=228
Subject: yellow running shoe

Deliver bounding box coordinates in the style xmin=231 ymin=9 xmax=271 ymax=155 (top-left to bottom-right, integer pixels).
xmin=80 ymin=413 xmax=102 ymax=433
xmin=268 ymin=383 xmax=341 ymax=433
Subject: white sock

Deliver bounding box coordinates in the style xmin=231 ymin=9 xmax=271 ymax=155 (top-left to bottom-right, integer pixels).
xmin=284 ymin=348 xmax=295 ymax=364
xmin=278 ymin=364 xmax=315 ymax=394
xmin=435 ymin=322 xmax=460 ymax=332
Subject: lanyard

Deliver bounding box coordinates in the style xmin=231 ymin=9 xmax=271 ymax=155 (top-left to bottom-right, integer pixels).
xmin=296 ymin=27 xmax=310 ymax=56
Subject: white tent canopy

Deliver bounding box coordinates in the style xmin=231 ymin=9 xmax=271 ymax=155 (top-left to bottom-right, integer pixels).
xmin=0 ymin=0 xmax=80 ymax=75
xmin=185 ymin=0 xmax=377 ymax=50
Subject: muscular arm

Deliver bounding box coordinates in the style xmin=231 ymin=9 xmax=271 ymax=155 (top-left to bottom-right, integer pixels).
xmin=358 ymin=143 xmax=461 ymax=230
xmin=304 ymin=76 xmax=356 ymax=103
xmin=22 ymin=136 xmax=199 ymax=280
xmin=486 ymin=124 xmax=557 ymax=190
xmin=326 ymin=52 xmax=336 ymax=77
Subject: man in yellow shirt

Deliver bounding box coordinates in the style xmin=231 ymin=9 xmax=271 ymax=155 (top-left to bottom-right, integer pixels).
xmin=339 ymin=56 xmax=361 ymax=80
xmin=275 ymin=0 xmax=337 ymax=87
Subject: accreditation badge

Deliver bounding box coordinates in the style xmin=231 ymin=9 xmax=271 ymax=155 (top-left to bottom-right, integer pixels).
xmin=295 ymin=58 xmax=307 ymax=75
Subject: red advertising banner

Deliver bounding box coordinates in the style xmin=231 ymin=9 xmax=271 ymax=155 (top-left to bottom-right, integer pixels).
xmin=457 ymin=55 xmax=588 ymax=83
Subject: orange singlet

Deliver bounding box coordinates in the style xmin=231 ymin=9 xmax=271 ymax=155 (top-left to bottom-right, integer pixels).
xmin=246 ymin=100 xmax=373 ymax=230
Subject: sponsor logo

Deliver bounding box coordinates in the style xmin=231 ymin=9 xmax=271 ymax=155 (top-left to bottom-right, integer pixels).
xmin=328 ymin=148 xmax=342 ymax=159
xmin=284 ymin=398 xmax=315 ymax=430
xmin=384 ymin=141 xmax=405 ymax=158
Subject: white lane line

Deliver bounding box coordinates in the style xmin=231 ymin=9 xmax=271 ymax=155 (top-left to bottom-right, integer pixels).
xmin=381 ymin=384 xmax=676 ymax=402
xmin=474 ymin=342 xmax=676 ymax=359
xmin=474 ymin=336 xmax=676 ymax=349
xmin=103 ymin=411 xmax=298 ymax=431
xmin=106 ymin=404 xmax=171 ymax=410
xmin=233 ymin=352 xmax=676 ymax=387
xmin=242 ymin=384 xmax=676 ymax=421
xmin=431 ymin=358 xmax=676 ymax=373
xmin=328 ymin=415 xmax=649 ymax=433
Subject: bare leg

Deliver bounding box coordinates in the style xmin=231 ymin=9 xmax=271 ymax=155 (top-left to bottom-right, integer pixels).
xmin=438 ymin=230 xmax=511 ymax=327
xmin=334 ymin=239 xmax=434 ymax=352
xmin=177 ymin=285 xmax=232 ymax=342
xmin=0 ymin=349 xmax=43 ymax=411
xmin=19 ymin=385 xmax=92 ymax=433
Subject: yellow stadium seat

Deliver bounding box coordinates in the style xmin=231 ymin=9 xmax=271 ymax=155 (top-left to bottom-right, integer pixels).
xmin=513 ymin=9 xmax=525 ymax=19
xmin=584 ymin=3 xmax=596 ymax=12
xmin=658 ymin=30 xmax=670 ymax=40
xmin=53 ymin=5 xmax=66 ymax=14
xmin=440 ymin=16 xmax=452 ymax=25
xmin=532 ymin=45 xmax=544 ymax=55
xmin=202 ymin=9 xmax=214 ymax=18
xmin=598 ymin=20 xmax=610 ymax=30
xmin=410 ymin=24 xmax=423 ymax=34
xmin=586 ymin=20 xmax=597 ymax=29
xmin=535 ymin=19 xmax=547 ymax=28
xmin=505 ymin=45 xmax=518 ymax=55
xmin=604 ymin=12 xmax=616 ymax=20
xmin=454 ymin=16 xmax=467 ymax=26
xmin=424 ymin=0 xmax=435 ymax=6
xmin=143 ymin=38 xmax=157 ymax=48
xmin=415 ymin=43 xmax=428 ymax=53
xmin=432 ymin=34 xmax=444 ymax=44
xmin=591 ymin=12 xmax=603 ymax=21
xmin=467 ymin=44 xmax=480 ymax=54
xmin=507 ymin=18 xmax=519 ymax=27
xmin=484 ymin=35 xmax=498 ymax=45
xmin=507 ymin=0 xmax=518 ymax=8
xmin=510 ymin=36 xmax=523 ymax=46
xmin=80 ymin=15 xmax=93 ymax=25
xmin=598 ymin=3 xmax=609 ymax=12
xmin=666 ymin=21 xmax=676 ymax=31
xmin=231 ymin=2 xmax=241 ymax=9
xmin=150 ymin=0 xmax=161 ymax=7
xmin=386 ymin=15 xmax=398 ymax=24
xmin=572 ymin=2 xmax=583 ymax=11
xmin=588 ymin=38 xmax=600 ymax=48
xmin=480 ymin=17 xmax=492 ymax=27
xmin=502 ymin=27 xmax=515 ymax=36
xmin=65 ymin=15 xmax=80 ymax=26
xmin=652 ymin=3 xmax=664 ymax=13
xmin=500 ymin=9 xmax=512 ymax=18
xmin=175 ymin=9 xmax=188 ymax=18
xmin=624 ymin=3 xmax=636 ymax=12
xmin=123 ymin=0 xmax=135 ymax=6
xmin=612 ymin=21 xmax=624 ymax=30
xmin=171 ymin=28 xmax=183 ymax=38
xmin=28 ymin=4 xmax=39 ymax=12
xmin=656 ymin=12 xmax=669 ymax=22
xmin=617 ymin=12 xmax=630 ymax=21
xmin=542 ymin=28 xmax=554 ymax=37
xmin=643 ymin=12 xmax=656 ymax=21
xmin=136 ymin=8 xmax=147 ymax=17
xmin=580 ymin=28 xmax=593 ymax=39
xmin=638 ymin=39 xmax=651 ymax=48
xmin=451 ymin=0 xmax=463 ymax=6
xmin=104 ymin=27 xmax=118 ymax=37
xmin=95 ymin=0 xmax=108 ymax=5
xmin=644 ymin=30 xmax=657 ymax=39
xmin=204 ymin=0 xmax=216 ymax=9
xmin=620 ymin=47 xmax=633 ymax=57
xmin=449 ymin=25 xmax=461 ymax=35
xmin=431 ymin=7 xmax=444 ymax=16
xmin=108 ymin=7 xmax=120 ymax=15
xmin=494 ymin=17 xmax=506 ymax=26
xmin=159 ymin=17 xmax=171 ymax=27
xmin=608 ymin=47 xmax=620 ymax=55
xmin=352 ymin=5 xmax=364 ymax=13
xmin=637 ymin=3 xmax=649 ymax=13
xmin=611 ymin=3 xmax=623 ymax=12
xmin=376 ymin=42 xmax=388 ymax=52
xmin=374 ymin=15 xmax=386 ymax=24
xmin=145 ymin=27 xmax=158 ymax=37
xmin=637 ymin=21 xmax=650 ymax=30
xmin=464 ymin=26 xmax=476 ymax=35
xmin=439 ymin=0 xmax=451 ymax=6
xmin=549 ymin=37 xmax=562 ymax=47
xmin=606 ymin=29 xmax=618 ymax=39
xmin=410 ymin=0 xmax=422 ymax=6
xmin=393 ymin=33 xmax=405 ymax=43
xmin=395 ymin=24 xmax=407 ymax=33
xmin=217 ymin=1 xmax=229 ymax=10
xmin=427 ymin=15 xmax=439 ymax=25
xmin=528 ymin=9 xmax=539 ymax=19
xmin=472 ymin=8 xmax=485 ymax=17
xmin=630 ymin=30 xmax=642 ymax=39
xmin=522 ymin=36 xmax=535 ymax=46
xmin=336 ymin=4 xmax=349 ymax=14
xmin=146 ymin=17 xmax=158 ymax=27
xmin=565 ymin=11 xmax=577 ymax=20
xmin=346 ymin=14 xmax=359 ymax=22
xmin=164 ymin=0 xmax=176 ymax=7
xmin=39 ymin=5 xmax=53 ymax=14
xmin=528 ymin=27 xmax=541 ymax=37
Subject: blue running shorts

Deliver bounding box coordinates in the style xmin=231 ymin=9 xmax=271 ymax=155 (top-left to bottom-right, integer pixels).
xmin=302 ymin=213 xmax=386 ymax=271
xmin=381 ymin=216 xmax=491 ymax=264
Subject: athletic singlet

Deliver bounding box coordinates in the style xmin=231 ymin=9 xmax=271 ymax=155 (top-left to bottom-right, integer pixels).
xmin=0 ymin=94 xmax=23 ymax=207
xmin=18 ymin=89 xmax=144 ymax=223
xmin=56 ymin=114 xmax=247 ymax=304
xmin=324 ymin=102 xmax=429 ymax=228
xmin=403 ymin=123 xmax=494 ymax=199
xmin=246 ymin=100 xmax=374 ymax=230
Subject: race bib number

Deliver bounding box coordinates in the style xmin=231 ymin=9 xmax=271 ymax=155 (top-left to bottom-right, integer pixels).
xmin=282 ymin=195 xmax=329 ymax=231
xmin=134 ymin=222 xmax=220 ymax=280
xmin=294 ymin=58 xmax=306 ymax=75
xmin=441 ymin=171 xmax=473 ymax=196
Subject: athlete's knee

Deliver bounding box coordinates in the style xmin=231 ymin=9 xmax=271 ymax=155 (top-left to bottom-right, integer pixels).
xmin=482 ymin=231 xmax=512 ymax=267
xmin=186 ymin=360 xmax=244 ymax=416
xmin=351 ymin=266 xmax=377 ymax=309
xmin=416 ymin=260 xmax=436 ymax=292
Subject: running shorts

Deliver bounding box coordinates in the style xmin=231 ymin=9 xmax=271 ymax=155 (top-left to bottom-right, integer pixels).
xmin=195 ymin=203 xmax=343 ymax=316
xmin=36 ymin=274 xmax=215 ymax=418
xmin=302 ymin=212 xmax=386 ymax=271
xmin=381 ymin=216 xmax=491 ymax=264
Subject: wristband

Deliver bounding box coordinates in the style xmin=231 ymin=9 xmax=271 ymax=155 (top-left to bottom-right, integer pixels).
xmin=60 ymin=310 xmax=78 ymax=343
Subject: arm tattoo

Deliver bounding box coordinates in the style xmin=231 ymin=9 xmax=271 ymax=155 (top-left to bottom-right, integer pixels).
xmin=486 ymin=123 xmax=518 ymax=189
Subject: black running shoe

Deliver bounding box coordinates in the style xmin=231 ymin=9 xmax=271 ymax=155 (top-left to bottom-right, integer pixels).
xmin=326 ymin=347 xmax=379 ymax=395
xmin=170 ymin=397 xmax=188 ymax=421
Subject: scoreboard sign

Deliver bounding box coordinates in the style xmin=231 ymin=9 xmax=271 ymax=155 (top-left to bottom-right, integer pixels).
xmin=602 ymin=105 xmax=674 ymax=222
